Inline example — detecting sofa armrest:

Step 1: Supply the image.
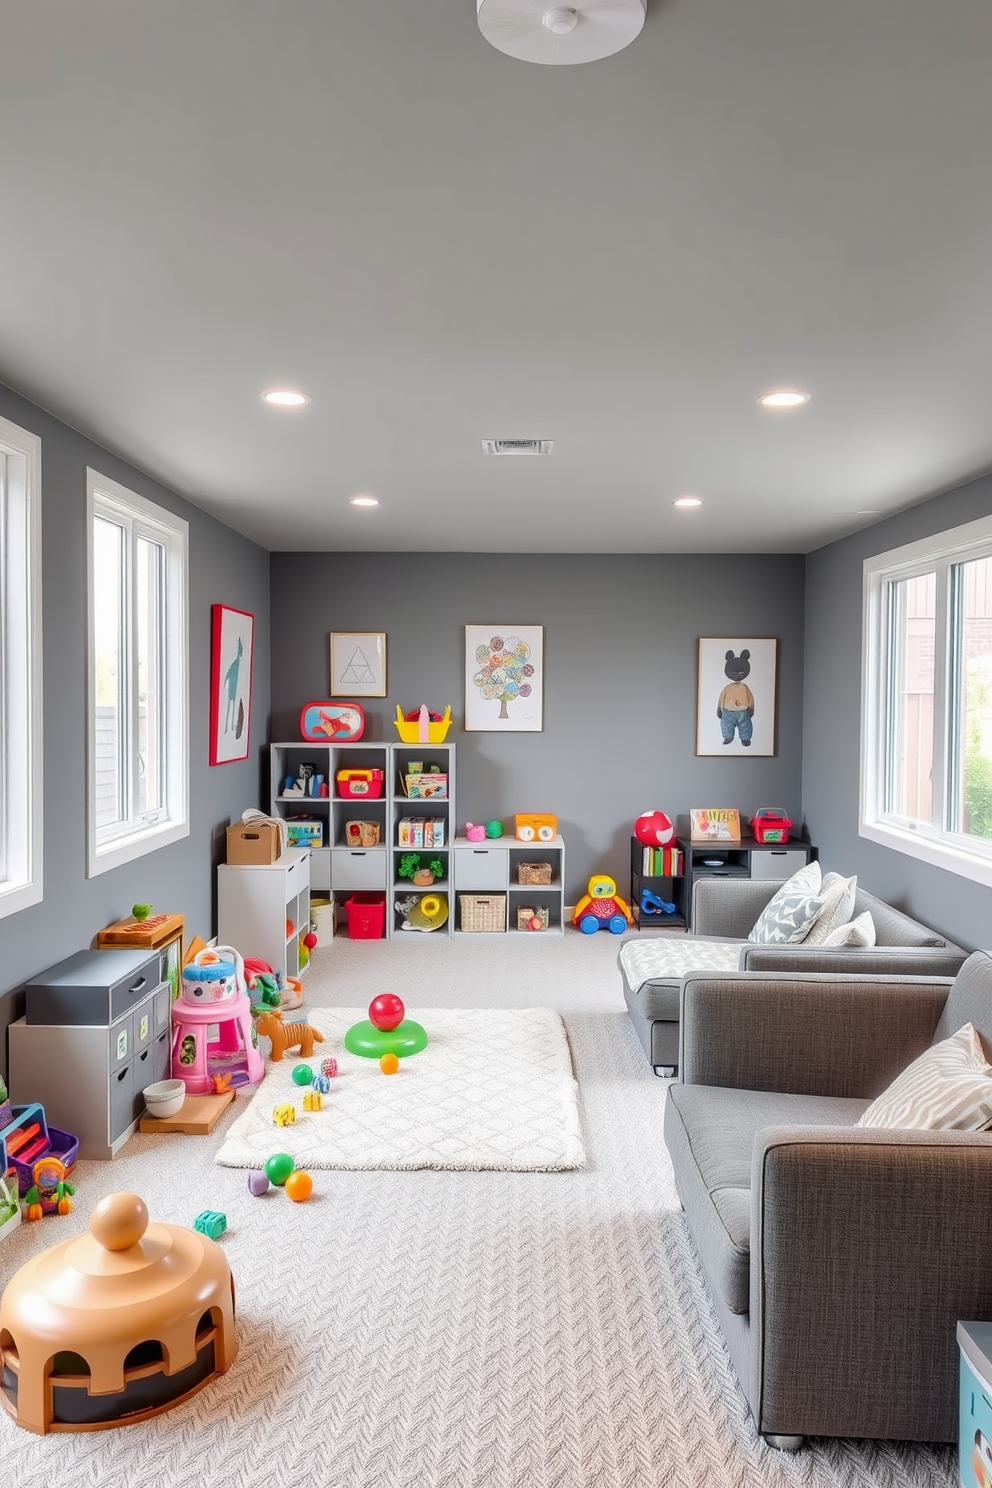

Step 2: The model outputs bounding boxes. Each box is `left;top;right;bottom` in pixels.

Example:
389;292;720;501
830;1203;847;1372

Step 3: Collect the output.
739;944;969;979
750;1126;992;1441
691;878;777;938
678;971;952;1096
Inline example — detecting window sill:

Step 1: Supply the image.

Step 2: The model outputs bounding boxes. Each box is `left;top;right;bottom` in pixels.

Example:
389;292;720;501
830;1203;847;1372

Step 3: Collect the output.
88;818;189;878
0;878;43;920
859;819;992;890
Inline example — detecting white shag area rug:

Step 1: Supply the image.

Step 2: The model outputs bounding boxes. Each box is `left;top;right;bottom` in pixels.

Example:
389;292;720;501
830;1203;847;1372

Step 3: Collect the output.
215;1006;586;1171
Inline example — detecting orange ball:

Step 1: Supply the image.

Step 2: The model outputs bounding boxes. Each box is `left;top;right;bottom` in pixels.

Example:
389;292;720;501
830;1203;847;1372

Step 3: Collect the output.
379;1052;400;1075
284;1169;313;1203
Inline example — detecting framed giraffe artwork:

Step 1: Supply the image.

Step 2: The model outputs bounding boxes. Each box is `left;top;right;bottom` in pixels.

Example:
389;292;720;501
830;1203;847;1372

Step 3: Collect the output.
209;604;255;764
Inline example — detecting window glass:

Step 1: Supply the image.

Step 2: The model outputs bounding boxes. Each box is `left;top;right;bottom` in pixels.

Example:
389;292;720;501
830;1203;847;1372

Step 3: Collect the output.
136;534;165;817
954;555;992;841
888;571;935;824
93;515;125;830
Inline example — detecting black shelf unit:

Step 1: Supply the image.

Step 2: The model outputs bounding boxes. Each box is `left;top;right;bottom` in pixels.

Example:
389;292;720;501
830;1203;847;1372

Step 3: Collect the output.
629;837;687;932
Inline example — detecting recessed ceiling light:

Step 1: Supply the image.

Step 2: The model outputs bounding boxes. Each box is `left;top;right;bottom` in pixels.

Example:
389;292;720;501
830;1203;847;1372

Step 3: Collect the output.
349;495;379;508
856;509;880;515
758;389;810;409
673;496;703;509
261;388;311;407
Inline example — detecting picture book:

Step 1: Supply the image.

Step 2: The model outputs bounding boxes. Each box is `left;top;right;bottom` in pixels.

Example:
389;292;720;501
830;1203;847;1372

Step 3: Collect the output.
689;808;741;841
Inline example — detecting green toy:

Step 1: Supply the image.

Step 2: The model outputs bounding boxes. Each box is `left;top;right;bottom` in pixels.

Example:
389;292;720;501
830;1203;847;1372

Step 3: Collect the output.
265;1152;295;1186
291;1063;314;1087
131;902;152;921
485;820;503;839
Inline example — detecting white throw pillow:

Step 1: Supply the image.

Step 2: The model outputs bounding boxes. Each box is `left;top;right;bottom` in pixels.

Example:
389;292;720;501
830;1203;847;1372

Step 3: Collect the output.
821;910;876;948
856;1023;992;1131
803;872;858;945
747;860;824;945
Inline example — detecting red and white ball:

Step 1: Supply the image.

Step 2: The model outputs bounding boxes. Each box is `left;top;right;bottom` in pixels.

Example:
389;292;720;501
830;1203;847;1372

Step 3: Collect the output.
633;811;674;847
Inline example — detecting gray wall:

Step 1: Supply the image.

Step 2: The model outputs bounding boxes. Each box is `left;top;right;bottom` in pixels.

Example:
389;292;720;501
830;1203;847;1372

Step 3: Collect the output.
270;552;806;902
0;383;271;1076
804;472;992;953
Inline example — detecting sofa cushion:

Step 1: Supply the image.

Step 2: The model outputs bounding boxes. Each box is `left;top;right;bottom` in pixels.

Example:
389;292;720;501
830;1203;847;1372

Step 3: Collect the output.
747;860;824;945
803;872;857;944
665;1083;870;1315
856;1022;992;1132
821;910;876;947
617;938;742;1019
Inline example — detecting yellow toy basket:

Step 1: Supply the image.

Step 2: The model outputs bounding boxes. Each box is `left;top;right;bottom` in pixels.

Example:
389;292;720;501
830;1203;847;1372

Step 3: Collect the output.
393;705;452;743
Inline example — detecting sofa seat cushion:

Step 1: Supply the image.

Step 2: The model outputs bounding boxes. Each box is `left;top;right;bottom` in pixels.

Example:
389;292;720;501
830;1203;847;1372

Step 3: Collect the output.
664;1084;870;1316
618;938;743;1019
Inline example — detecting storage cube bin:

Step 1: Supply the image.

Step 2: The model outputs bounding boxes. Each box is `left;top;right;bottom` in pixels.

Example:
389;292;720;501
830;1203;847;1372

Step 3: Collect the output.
345;894;386;939
516;862;552;885
458;894;506;933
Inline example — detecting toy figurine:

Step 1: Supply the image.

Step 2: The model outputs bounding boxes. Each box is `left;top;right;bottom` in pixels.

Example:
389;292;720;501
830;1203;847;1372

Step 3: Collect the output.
254;1010;325;1061
24;1156;76;1220
573;874;633;935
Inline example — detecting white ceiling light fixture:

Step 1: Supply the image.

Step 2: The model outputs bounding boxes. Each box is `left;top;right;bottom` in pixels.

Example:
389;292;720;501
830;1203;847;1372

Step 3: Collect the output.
758;389;810;409
673;496;702;508
261;388;311;407
349;495;380;507
477;0;646;66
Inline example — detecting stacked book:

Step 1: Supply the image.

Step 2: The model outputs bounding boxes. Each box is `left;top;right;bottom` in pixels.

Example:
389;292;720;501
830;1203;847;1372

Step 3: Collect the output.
641;845;683;877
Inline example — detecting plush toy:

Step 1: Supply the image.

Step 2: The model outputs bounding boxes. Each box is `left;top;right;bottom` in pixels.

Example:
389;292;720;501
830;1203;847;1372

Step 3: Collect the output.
572;875;632;935
717;650;755;747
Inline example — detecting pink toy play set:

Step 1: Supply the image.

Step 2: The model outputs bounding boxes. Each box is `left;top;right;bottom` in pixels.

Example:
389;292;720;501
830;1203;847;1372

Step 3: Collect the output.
171;946;264;1094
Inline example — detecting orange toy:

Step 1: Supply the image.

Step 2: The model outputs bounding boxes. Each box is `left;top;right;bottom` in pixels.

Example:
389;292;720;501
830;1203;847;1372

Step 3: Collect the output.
379;1053;400;1075
0;1192;237;1435
254;1009;325;1061
284;1170;313;1202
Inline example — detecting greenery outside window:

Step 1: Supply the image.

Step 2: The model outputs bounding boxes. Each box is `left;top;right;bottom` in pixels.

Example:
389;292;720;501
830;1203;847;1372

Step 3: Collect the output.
86;470;188;876
861;513;992;886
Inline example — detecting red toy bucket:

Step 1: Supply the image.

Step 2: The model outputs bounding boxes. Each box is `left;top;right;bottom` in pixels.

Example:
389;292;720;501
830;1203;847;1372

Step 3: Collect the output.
751;809;793;845
345;894;386;940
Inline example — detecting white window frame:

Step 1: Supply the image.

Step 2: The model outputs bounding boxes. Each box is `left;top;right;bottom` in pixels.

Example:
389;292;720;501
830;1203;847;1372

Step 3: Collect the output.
86;469;189;876
861;511;992;888
0;416;43;918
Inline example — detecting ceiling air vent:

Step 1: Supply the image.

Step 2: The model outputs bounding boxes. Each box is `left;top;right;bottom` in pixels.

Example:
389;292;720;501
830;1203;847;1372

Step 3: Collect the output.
481;439;554;457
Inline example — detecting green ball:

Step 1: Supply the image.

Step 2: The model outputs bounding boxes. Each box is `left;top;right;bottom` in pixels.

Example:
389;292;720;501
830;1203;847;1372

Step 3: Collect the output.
291;1064;314;1087
484;820;503;838
265;1152;295;1186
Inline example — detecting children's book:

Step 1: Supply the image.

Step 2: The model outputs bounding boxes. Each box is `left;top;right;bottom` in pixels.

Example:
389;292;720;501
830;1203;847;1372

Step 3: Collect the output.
689;808;741;841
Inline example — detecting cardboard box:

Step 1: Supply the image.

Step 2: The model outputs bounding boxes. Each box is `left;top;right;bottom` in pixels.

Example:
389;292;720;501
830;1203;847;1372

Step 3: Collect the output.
226;821;282;864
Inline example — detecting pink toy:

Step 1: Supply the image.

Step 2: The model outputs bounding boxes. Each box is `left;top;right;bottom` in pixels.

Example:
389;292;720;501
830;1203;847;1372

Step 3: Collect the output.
464;823;486;842
171;946;264;1095
321;1057;339;1079
634;811;675;848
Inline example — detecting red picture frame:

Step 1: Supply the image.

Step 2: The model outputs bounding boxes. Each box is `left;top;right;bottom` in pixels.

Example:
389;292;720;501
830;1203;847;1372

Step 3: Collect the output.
209;605;254;765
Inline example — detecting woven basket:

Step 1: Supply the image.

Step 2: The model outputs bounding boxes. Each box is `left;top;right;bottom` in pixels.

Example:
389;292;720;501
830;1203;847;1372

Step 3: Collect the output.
517;905;549;931
458;894;506;933
516;861;552;885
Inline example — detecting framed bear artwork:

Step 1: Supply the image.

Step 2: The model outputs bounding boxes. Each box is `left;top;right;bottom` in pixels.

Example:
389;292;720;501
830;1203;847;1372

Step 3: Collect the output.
695;637;777;756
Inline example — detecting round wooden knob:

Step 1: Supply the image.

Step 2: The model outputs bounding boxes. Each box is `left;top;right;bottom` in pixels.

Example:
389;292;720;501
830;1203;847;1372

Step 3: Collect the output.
89;1192;149;1251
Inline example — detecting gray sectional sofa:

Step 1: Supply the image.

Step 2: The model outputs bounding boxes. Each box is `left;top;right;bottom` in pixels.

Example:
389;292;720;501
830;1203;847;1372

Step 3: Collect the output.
663;949;992;1447
621;877;967;1074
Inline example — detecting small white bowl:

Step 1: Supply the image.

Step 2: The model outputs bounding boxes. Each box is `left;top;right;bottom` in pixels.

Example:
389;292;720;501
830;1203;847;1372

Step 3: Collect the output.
143;1079;186;1120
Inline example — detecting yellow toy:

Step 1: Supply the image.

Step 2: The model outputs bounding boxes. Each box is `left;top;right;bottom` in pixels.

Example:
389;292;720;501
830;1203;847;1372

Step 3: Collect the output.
302;1090;323;1112
272;1102;296;1127
573;874;632;935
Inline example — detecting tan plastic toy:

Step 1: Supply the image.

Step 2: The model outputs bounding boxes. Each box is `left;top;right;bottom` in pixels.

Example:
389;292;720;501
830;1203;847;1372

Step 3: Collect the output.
0;1191;237;1434
254;1008;325;1061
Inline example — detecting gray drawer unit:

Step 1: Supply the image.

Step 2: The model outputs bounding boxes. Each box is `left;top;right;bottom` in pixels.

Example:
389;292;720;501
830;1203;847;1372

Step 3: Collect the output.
25;947;160;1026
748;847;811;881
455;846;509;889
8;974;167;1159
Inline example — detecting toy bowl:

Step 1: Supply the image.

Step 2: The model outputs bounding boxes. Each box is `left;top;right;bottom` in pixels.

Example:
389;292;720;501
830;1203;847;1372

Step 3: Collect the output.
393;705;452;743
142;1079;187;1120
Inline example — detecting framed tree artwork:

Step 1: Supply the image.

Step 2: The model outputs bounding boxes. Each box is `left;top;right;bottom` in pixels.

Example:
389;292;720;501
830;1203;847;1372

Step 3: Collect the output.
696;637;777;756
465;625;544;731
209;605;254;765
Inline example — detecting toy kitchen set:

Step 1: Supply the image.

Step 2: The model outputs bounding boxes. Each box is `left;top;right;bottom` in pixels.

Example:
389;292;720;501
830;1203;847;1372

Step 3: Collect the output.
8;948;170;1160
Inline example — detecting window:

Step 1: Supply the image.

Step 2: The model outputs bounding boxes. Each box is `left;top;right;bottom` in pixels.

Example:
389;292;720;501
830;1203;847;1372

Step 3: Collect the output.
87;470;188;875
0;416;42;918
861;513;992;887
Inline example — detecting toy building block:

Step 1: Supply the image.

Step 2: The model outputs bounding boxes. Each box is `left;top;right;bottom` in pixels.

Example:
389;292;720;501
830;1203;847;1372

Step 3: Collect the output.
192;1210;227;1240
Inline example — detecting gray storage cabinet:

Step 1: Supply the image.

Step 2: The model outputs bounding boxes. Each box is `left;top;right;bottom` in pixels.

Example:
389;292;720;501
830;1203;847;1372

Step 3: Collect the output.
9;948;169;1159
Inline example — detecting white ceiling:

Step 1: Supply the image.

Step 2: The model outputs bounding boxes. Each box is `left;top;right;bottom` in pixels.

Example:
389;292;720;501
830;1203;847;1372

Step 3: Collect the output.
1;0;991;553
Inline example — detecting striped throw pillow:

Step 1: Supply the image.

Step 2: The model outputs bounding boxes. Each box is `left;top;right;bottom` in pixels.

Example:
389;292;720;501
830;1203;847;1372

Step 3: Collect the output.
856;1023;992;1131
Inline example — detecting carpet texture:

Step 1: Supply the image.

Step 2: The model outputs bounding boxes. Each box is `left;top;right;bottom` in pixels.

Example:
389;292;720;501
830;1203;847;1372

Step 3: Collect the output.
0;932;956;1488
215;1005;585;1171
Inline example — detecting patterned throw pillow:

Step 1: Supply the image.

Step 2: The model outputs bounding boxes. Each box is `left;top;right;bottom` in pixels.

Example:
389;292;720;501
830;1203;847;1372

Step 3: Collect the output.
747;860;824;945
856;1023;992;1131
821;910;876;948
803;872;858;945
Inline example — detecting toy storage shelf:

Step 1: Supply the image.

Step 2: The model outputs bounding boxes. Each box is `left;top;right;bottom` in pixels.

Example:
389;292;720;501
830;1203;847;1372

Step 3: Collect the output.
629;836;687;932
389;742;455;939
675;817;814;929
217;848;311;977
452;836;565;936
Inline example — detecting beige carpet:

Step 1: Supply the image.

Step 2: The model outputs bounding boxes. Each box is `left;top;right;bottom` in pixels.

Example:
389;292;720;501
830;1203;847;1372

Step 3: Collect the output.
0;931;956;1488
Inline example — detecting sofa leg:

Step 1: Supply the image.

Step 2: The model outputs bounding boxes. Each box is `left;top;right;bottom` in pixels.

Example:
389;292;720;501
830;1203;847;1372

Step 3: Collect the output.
653;1065;676;1078
763;1434;806;1452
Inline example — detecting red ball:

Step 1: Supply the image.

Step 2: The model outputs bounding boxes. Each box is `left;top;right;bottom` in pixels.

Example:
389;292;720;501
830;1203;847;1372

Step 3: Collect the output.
634;811;675;847
368;993;405;1031
303;932;318;949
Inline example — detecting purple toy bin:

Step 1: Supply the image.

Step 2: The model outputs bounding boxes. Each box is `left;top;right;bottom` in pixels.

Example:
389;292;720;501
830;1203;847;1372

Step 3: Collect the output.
0;1104;80;1196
